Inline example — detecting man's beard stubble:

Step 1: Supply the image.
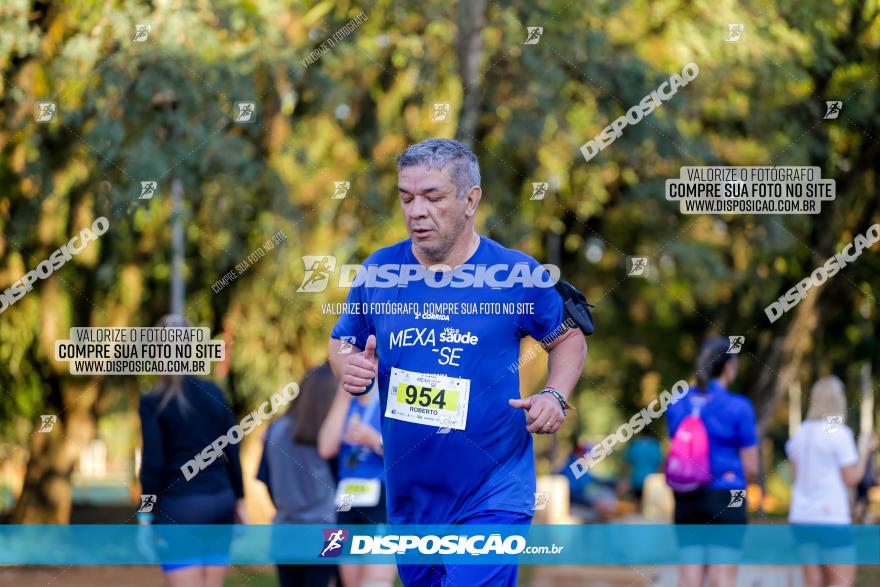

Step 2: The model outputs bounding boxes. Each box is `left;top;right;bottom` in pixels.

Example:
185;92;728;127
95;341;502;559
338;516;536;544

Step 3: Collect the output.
413;214;468;265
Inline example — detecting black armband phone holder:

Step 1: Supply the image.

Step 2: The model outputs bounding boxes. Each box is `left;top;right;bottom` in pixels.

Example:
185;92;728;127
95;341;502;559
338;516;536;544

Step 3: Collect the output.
554;278;595;336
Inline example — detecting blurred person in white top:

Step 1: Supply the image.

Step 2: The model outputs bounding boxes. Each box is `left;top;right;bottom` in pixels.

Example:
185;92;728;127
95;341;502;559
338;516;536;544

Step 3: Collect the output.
786;375;877;587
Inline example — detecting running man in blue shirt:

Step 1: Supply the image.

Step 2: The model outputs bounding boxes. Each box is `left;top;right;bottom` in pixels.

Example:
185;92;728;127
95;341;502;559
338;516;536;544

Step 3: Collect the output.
327;138;588;586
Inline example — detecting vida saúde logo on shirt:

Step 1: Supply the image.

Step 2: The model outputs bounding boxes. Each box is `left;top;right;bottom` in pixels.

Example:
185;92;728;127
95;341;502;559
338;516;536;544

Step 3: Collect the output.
319;528;349;558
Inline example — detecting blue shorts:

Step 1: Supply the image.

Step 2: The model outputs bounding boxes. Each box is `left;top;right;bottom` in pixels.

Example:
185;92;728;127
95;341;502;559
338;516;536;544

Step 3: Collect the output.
396;510;532;587
791;524;855;562
155;489;236;572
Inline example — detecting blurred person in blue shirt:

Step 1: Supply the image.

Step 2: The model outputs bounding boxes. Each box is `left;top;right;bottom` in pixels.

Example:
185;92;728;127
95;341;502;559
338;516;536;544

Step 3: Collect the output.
621;433;663;503
561;443;617;522
319;382;396;587
665;336;759;587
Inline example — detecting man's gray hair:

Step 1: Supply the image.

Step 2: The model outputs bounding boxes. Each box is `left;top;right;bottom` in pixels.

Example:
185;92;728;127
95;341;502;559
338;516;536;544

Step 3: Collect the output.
397;138;481;199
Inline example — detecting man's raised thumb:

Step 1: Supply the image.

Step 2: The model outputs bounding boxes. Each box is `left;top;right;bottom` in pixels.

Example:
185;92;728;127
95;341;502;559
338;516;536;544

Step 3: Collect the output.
363;334;377;361
508;397;531;409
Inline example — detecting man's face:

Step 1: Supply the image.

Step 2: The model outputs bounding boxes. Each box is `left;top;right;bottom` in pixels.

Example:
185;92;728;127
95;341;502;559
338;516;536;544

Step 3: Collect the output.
398;164;475;263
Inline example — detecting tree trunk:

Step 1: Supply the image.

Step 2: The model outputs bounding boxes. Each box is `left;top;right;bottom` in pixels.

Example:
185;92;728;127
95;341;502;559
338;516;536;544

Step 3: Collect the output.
455;0;488;146
10;377;99;523
753;291;820;435
749;0;877;433
11;260;105;523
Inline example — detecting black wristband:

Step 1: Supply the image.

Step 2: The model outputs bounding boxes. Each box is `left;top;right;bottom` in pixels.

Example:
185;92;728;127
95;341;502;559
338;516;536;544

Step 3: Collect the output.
348;378;374;396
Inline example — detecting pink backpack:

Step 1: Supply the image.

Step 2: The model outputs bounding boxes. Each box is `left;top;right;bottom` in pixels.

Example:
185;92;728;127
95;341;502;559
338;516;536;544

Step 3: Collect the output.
665;408;711;492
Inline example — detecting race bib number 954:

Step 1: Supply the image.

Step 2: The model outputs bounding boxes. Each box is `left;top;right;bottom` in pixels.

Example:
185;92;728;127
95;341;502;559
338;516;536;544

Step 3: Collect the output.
396;383;458;411
386;367;469;430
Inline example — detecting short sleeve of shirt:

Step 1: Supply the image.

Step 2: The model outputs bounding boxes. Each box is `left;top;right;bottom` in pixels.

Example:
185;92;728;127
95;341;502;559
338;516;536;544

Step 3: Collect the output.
256;434;270;486
785;434;799;461
516;260;564;342
330;283;372;350
666;414;676;438
834;426;859;467
665;390;690;438
734;398;759;448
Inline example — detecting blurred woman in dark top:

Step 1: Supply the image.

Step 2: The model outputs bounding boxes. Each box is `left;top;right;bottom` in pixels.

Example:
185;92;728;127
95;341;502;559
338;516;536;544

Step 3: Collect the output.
257;361;339;587
138;314;245;587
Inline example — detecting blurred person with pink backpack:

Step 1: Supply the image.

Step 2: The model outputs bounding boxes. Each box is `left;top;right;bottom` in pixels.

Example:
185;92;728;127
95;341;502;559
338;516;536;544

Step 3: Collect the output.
665;336;759;587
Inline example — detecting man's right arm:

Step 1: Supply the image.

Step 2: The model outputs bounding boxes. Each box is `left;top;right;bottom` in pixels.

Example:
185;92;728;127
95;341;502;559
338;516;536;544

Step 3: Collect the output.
327;338;358;380
328;280;373;385
328;334;378;395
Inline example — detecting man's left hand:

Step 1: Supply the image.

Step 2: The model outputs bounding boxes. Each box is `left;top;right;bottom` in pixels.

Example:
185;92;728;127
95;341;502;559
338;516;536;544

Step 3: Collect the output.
509;393;565;434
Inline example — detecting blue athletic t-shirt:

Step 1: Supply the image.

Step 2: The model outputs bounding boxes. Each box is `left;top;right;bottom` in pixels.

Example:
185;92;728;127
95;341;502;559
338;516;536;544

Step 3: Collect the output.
665;380;758;489
330;235;565;524
625;437;662;490
339;393;385;482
